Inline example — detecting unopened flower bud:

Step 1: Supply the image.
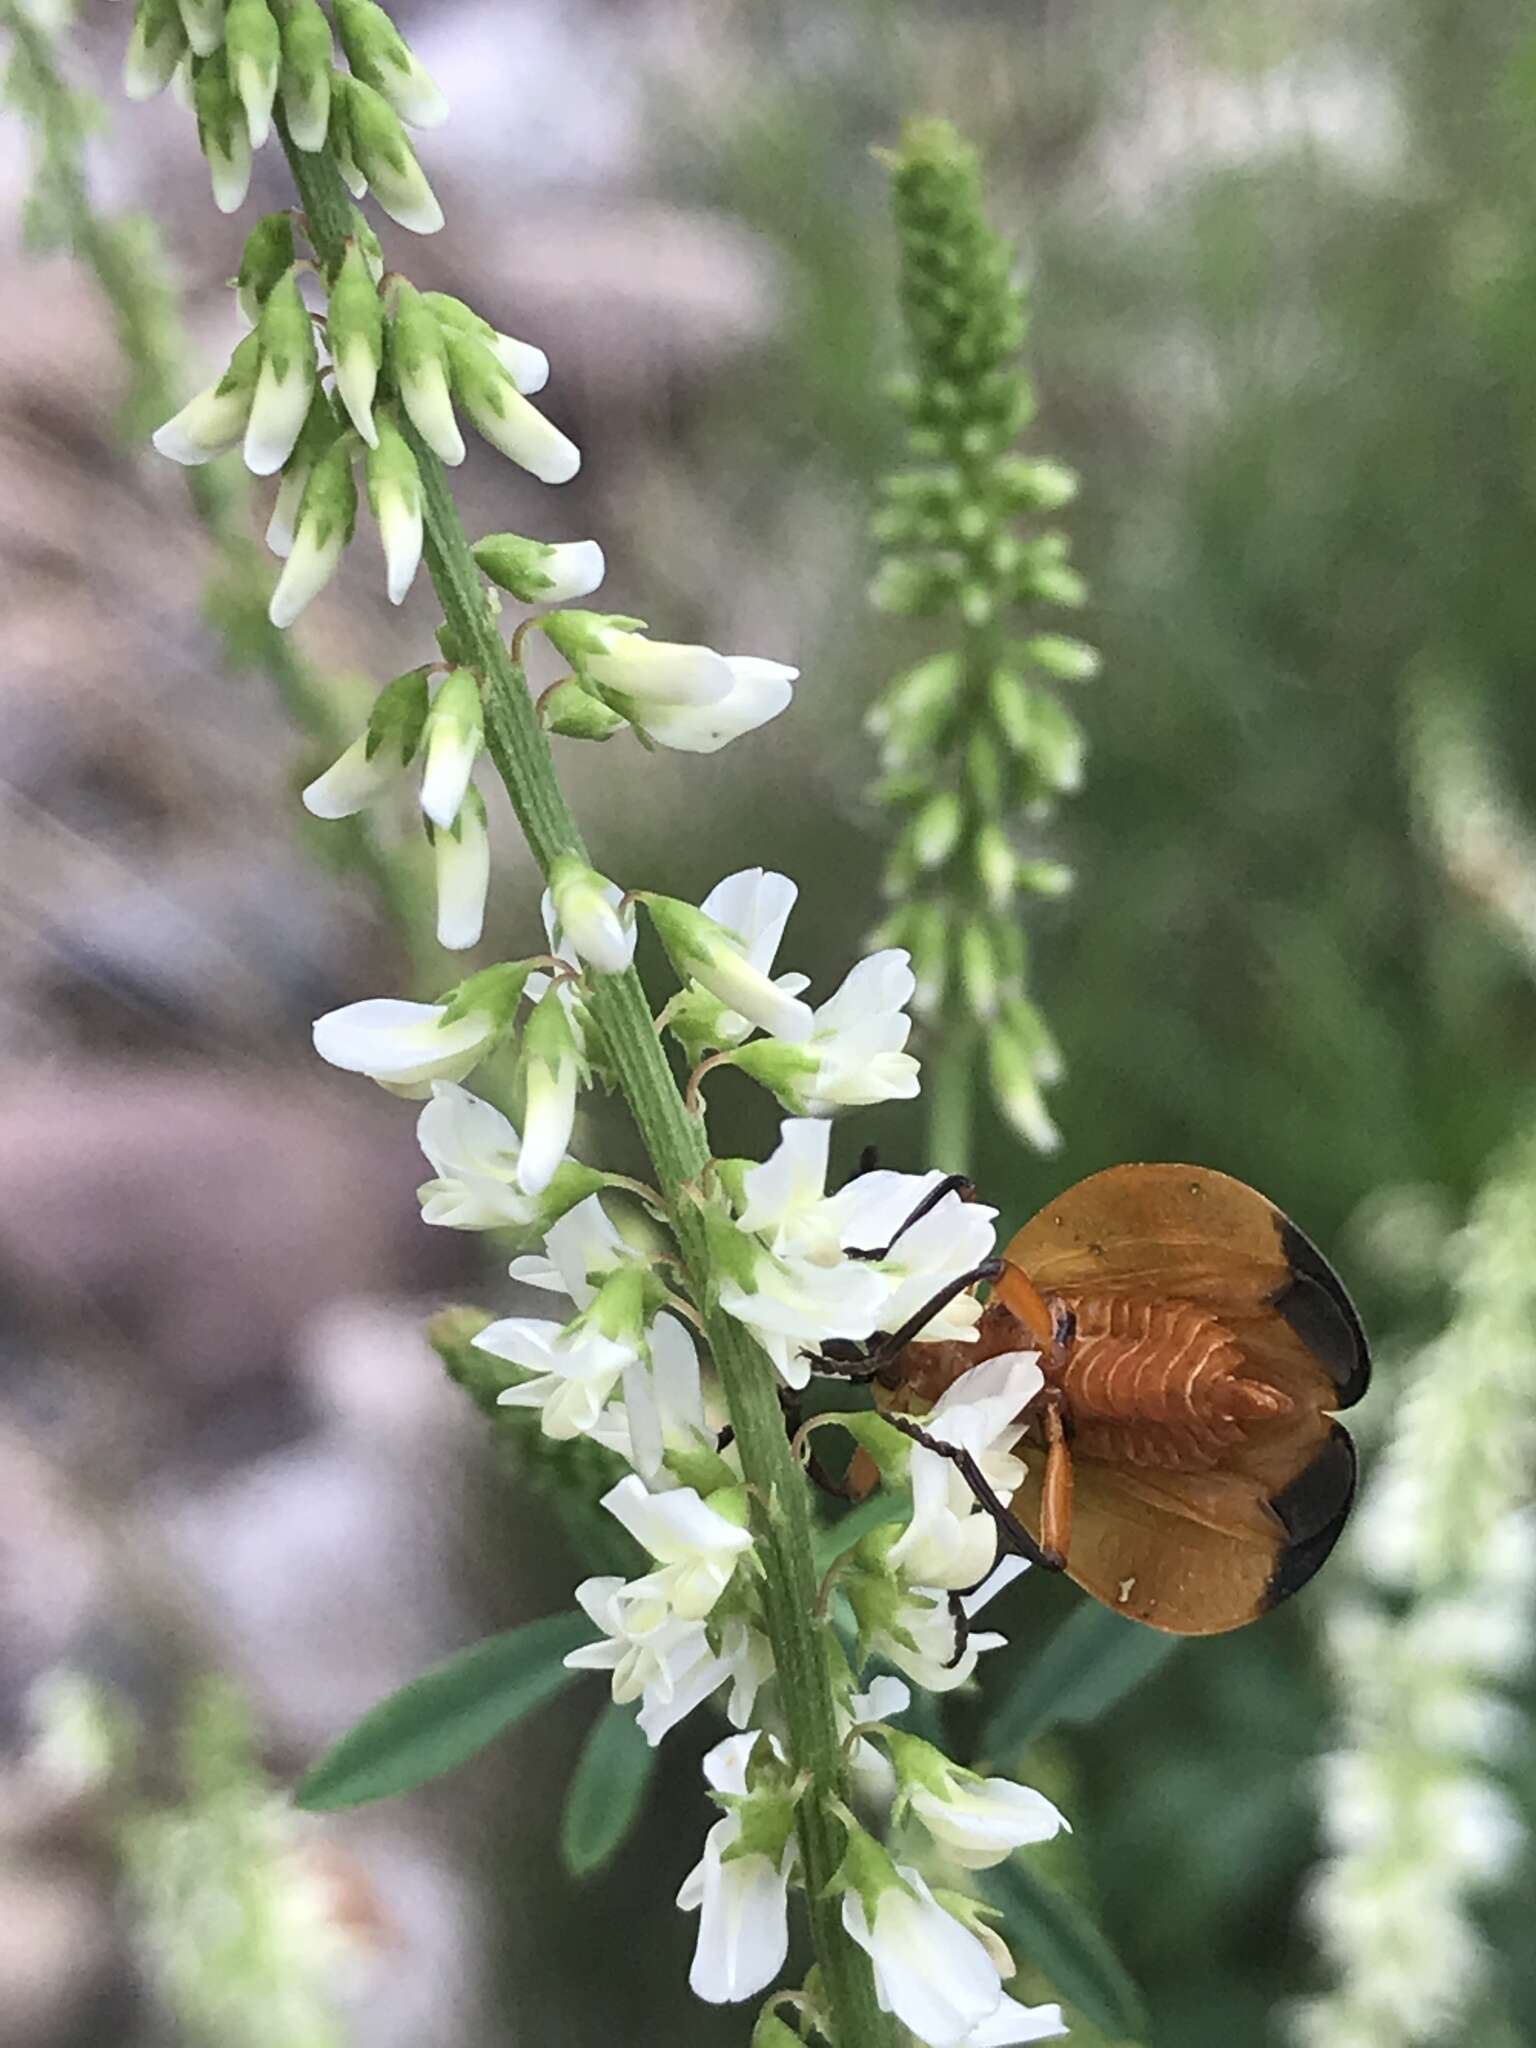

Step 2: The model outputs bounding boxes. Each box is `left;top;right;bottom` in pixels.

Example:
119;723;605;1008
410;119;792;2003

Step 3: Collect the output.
473;533;605;606
988;1024;1061;1152
423;293;549;393
1023;632;1100;682
1025;693;1086;793
909;788;962;871
302;665;431;818
419;667;483;829
345;76;443;234
268;436;357;628
365;414;423;604
518;986;584;1195
432;788;491;952
974;822;1016;907
266;387;340;555
244;267;317;476
224;0;280;147
124;0;186;101
234;211;295;328
445;331;579;484
388;279;463;464
277;0;333;152
328;240;385;444
959;918;999;1019
549;855;635;976
333;0;447;128
175;0;224;59
327;74;368;195
152;329;260;465
193;50;252;214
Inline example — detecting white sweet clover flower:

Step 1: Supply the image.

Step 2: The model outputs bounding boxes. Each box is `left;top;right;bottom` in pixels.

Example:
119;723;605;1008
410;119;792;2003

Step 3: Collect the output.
301;665;430;820
716;1119;998;1387
662;868;810;1058
539;610;796;755
677;1732;798;2004
887;1352;1042;1590
882;1730;1068;1871
856;1556;1029;1697
644;892;815;1044
598;1473;755;1623
432;787;491;951
836;1835;1065;2047
478;1198;660;1439
564;1579;769;1747
589;1313;721;1489
311;962;527;1099
841;1675;913;1814
548;854;637;975
731;948;923;1114
517;984;586;1195
415;1081;604;1231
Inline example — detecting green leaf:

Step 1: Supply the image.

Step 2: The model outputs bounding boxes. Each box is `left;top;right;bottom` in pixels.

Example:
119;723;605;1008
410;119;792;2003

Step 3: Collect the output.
560;1701;658;1878
296;1611;591;1810
986;1856;1148;2040
980;1600;1181;1761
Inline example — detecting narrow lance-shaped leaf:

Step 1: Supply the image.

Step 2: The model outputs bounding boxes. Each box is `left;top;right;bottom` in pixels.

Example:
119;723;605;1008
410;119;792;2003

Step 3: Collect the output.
980;1598;1182;1762
296;1610;591;1810
984;1855;1149;2041
560;1700;659;1878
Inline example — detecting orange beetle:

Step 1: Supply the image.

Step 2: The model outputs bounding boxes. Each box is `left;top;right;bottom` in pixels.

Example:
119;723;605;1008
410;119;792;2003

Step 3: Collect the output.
860;1163;1369;1637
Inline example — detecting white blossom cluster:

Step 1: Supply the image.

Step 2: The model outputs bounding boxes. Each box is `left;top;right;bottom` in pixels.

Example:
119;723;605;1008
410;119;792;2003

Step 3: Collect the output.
140;18;1071;2032
311;901;1069;2039
1296;1143;1536;2048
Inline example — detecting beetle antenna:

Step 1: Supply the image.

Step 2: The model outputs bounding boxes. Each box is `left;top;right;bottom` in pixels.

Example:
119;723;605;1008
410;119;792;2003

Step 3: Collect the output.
845;1173;976;1261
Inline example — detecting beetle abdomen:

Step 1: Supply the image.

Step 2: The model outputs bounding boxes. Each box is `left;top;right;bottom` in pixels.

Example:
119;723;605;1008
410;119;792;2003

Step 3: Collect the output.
1056;1293;1293;1435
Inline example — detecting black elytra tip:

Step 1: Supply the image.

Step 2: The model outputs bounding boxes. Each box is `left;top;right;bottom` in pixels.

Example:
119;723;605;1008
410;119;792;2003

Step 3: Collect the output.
1271;1217;1371;1409
1263;1423;1358;1610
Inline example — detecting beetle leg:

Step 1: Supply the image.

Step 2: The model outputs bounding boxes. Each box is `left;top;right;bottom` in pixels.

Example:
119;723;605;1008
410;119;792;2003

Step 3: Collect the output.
883;1412;1062;1574
844;1175;976;1261
945;1590;969;1669
1039;1389;1073;1570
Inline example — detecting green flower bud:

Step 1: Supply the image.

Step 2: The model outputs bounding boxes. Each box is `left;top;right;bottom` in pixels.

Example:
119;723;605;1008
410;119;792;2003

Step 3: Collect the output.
193;50;252;214
473;532;606;606
1025;693;1085;793
365;413;423;604
234;211;295;327
419;667;484;829
328;240;385;443
995;453;1079;510
245;266;317;476
959;917;1000;1019
445;331;579;483
1023;632;1100;682
539;609;649;663
224;0;280;147
276;0;333;151
387;278;464;464
124;0;187;102
909;788;962;871
175;0;224;59
327;72;367;195
537;679;627;742
1017;858;1073;900
344;76;443;234
151;328;260;466
988;1023;1061;1152
350;208;385;281
268;435;356;628
332;0;448;128
975;822;1016;907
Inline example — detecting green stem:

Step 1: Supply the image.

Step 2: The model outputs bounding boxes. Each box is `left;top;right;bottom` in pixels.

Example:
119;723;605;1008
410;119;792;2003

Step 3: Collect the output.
283;135;896;2047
